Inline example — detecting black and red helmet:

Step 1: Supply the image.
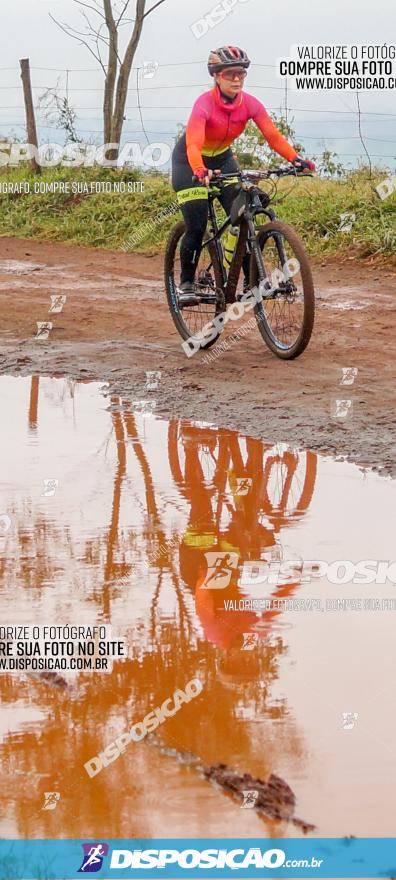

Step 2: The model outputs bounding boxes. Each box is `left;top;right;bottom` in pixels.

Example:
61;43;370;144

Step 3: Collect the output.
208;46;251;76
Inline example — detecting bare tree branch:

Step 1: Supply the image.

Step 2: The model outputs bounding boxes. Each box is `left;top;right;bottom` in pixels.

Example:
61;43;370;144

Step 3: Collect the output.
79;9;113;49
86;0;105;11
55;19;109;50
49;13;105;71
95;30;105;71
116;0;130;25
143;0;166;18
71;0;106;19
80;9;104;38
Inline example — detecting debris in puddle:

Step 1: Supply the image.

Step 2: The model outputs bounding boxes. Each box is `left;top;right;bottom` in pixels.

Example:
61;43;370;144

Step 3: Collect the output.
30;671;69;690
146;735;315;831
203;763;315;831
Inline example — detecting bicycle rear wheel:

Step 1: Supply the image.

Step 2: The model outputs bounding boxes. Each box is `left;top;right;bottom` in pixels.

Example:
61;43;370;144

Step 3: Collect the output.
164;220;225;351
250;221;314;359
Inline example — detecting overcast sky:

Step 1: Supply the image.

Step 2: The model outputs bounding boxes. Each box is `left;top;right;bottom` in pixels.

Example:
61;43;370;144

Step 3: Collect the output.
2;0;396;168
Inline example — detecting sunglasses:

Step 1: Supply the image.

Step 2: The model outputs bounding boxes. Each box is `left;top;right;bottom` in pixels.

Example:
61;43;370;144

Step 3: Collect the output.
219;68;247;82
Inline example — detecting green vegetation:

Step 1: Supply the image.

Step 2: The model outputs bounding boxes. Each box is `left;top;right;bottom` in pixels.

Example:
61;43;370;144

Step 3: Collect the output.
234;116;304;169
0;161;395;259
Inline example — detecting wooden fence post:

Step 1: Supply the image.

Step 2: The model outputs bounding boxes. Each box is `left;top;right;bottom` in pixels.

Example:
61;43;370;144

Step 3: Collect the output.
19;58;41;174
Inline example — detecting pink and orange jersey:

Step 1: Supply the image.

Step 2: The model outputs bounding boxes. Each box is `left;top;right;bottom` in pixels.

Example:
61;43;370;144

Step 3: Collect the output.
186;86;298;175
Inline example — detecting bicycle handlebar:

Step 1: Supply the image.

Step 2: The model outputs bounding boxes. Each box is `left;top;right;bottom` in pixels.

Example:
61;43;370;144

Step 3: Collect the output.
192;166;313;186
245;167;314;180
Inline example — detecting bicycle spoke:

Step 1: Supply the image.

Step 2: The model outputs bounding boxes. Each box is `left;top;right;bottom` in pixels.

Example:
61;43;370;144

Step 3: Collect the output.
259;235;305;350
173;243;221;337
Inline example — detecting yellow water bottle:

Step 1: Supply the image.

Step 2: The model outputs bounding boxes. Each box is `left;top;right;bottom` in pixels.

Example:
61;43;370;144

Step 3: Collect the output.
223;226;239;271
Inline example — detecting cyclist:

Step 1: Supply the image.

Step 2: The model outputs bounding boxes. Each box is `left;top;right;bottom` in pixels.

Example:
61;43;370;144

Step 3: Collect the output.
172;46;315;305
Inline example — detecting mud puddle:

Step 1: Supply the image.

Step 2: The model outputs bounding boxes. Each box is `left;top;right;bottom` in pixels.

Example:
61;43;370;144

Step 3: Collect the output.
317;285;396;311
0;259;45;275
0;255;163;298
1;375;396;840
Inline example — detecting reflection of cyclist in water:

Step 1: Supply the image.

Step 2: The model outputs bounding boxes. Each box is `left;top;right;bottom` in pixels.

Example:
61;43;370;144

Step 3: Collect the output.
178;426;278;594
173;424;317;652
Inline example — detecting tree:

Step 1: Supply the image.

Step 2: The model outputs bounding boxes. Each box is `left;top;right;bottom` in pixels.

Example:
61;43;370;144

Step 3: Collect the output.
50;0;167;155
234;115;304;169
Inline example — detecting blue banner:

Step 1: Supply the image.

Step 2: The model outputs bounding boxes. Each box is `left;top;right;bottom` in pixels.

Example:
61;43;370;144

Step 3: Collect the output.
0;838;396;879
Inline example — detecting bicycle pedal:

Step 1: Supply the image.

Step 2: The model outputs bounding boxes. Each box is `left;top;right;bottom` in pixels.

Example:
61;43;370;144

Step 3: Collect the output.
198;292;218;305
177;292;201;307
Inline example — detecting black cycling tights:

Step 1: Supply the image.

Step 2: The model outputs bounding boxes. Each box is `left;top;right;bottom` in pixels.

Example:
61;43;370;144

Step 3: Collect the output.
172;138;250;284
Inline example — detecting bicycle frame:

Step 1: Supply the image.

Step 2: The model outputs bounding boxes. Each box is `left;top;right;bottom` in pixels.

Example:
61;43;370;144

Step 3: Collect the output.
203;185;276;304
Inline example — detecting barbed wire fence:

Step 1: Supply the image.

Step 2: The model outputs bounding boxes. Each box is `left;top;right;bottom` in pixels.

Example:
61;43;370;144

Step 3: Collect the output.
1;60;396;169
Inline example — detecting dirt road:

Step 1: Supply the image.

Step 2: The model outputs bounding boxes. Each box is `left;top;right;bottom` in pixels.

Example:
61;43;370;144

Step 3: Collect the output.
1;236;395;475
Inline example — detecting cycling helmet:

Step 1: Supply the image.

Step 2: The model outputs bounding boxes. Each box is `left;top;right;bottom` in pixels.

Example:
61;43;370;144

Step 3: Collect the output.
208;46;251;76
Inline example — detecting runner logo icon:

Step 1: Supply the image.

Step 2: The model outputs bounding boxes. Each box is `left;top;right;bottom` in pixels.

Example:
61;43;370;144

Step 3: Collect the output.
235;477;252;496
201;551;239;589
241;789;259;808
78;843;109;873
41;791;60;811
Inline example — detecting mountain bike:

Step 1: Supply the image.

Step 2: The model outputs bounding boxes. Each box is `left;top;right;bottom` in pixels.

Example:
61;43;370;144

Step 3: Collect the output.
164;167;315;360
167;420;317;532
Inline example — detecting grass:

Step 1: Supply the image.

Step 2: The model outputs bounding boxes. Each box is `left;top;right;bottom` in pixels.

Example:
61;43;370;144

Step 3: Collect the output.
0;163;395;261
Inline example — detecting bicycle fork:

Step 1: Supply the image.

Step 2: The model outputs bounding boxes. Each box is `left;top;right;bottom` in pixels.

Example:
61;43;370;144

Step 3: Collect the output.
247;217;266;284
247;216;292;299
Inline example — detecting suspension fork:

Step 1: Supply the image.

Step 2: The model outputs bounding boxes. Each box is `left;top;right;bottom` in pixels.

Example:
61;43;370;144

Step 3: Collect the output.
246;215;266;283
273;232;288;270
247;212;290;288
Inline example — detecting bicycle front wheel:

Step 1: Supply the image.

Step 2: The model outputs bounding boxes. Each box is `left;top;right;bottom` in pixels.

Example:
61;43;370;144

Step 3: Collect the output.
249;221;315;359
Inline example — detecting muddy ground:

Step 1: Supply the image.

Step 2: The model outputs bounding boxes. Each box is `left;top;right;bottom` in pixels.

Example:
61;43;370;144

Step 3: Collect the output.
0;236;395;475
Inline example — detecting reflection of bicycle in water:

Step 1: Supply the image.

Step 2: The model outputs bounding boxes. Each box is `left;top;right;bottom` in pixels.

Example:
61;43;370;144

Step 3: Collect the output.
168;420;317;539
